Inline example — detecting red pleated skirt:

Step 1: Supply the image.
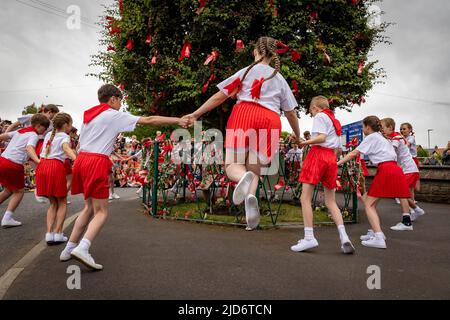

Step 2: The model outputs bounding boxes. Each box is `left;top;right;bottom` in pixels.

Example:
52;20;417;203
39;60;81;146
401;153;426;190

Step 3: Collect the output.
368;161;411;198
36;159;67;198
225;101;281;163
405;172;420;189
0;156;24;191
71;152;112;199
299;146;338;189
64;158;72;175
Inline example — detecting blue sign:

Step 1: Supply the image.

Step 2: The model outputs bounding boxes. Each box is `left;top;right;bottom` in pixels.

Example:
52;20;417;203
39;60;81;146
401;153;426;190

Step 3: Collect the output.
341;120;363;150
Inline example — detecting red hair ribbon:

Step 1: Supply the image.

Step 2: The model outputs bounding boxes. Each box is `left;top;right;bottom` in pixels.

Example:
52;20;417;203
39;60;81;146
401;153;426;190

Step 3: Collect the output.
178;41;191;62
196;0;208;14
251;77;265;99
204;50;219;65
223;77;242;95
236;39;245;51
125;39;133;51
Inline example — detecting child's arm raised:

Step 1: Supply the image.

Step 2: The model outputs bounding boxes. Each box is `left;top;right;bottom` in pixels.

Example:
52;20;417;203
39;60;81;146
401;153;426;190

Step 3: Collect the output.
62;142;77;161
183;91;228;122
337;149;360;166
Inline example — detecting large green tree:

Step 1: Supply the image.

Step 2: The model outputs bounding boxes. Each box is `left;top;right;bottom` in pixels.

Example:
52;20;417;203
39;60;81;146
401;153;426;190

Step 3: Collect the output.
89;0;390;132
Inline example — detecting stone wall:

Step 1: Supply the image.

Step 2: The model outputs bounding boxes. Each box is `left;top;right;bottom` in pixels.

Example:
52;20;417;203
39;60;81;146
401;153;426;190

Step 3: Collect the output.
365;165;450;204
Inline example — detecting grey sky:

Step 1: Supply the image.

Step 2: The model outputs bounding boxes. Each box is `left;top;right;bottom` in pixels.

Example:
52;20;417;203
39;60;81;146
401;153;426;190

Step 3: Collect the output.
0;0;449;148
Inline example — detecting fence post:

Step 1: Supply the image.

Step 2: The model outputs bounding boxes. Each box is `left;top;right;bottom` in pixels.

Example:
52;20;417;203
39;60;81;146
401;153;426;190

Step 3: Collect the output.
151;141;160;217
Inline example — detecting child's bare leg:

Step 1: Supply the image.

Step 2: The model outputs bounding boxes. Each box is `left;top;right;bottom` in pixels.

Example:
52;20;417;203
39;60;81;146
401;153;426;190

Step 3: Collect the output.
0;188;12;205
68;199;94;244
6;190;24;213
300;184;315;228
363;195;382;233
47;197;58;233
324;187;344;226
225;151;247;183
83;198;109;242
54;197;67;234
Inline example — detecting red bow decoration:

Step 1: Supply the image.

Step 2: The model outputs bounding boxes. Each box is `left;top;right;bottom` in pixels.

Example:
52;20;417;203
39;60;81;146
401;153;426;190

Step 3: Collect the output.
151;49;158;65
18;126;39;134
196;0;208;14
357;61;365;75
291;49;301;62
156;133;166;142
145;33;152;44
109;26;121;36
223;77;242;95
346;136;359;148
320;108;342;136
204;50;219;65
178;41;191;62
236;39;245;51
291;80;298;94
202;73;217;93
251;77;265;99
276;41;290;54
125;39;133;51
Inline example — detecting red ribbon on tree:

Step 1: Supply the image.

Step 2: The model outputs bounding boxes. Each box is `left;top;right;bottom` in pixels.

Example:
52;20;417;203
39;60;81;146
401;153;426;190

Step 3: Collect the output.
204;50;219;65
107;45;116;52
223;77;242;95
202;73;217;93
118;0;123;12
276;41;290;54
236;39;245;51
269;0;278;17
178;41;192;61
291;49;301;62
251;77;265;99
109;26;121;36
357;61;365;76
125;39;133;51
291;80;298;94
196;0;208;14
145;33;152;44
151;49;158;65
351;0;360;5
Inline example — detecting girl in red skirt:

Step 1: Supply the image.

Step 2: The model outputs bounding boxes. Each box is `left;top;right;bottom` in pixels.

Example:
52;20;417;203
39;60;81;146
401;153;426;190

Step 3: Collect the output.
292;96;355;254
0;114;50;227
36;113;77;244
381;118;425;230
338;116;411;249
183;36;301;230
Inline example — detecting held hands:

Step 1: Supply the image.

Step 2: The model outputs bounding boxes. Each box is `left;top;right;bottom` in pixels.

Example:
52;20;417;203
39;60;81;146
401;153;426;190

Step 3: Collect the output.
179;114;197;128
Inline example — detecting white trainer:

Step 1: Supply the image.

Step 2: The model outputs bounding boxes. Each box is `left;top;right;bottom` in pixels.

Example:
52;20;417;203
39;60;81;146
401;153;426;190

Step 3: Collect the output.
411;207;425;221
60;248;73;262
390;222;413;231
54;233;68;243
361;237;387;249
245;195;260;230
109;193;114;200
1;217;22;228
395;198;401;204
45;232;55;244
290;238;319;252
71;247;103;270
233;171;255;205
341;238;355;254
360;229;386;241
112;193;120;199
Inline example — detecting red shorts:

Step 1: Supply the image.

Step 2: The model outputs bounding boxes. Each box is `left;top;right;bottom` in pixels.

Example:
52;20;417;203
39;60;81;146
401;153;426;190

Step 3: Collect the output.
412;157;420;170
368;161;411;198
404;172;420;189
299;146;338;189
71;152;112;199
35;159;67;198
225;101;281;163
0;156;24;191
64;158;72;175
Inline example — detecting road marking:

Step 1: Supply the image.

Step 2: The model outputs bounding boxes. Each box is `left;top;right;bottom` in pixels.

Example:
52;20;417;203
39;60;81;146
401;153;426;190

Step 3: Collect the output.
0;213;79;299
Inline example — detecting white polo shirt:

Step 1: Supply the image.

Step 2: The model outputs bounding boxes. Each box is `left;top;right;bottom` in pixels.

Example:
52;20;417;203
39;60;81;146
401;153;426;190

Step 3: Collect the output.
78;109;140;156
1;130;39;165
357;132;397;165
40;132;71;162
405;135;417;157
217;64;298;114
311;113;342;149
390;137;419;174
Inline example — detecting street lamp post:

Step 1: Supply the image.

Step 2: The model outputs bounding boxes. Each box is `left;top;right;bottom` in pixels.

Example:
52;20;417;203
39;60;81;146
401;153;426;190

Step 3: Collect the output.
427;129;433;150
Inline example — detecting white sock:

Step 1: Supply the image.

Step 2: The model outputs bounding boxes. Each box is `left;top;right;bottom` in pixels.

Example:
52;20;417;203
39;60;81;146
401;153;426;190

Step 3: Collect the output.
374;232;385;240
3;211;13;220
304;227;315;241
337;225;349;242
65;241;78;251
78;238;91;252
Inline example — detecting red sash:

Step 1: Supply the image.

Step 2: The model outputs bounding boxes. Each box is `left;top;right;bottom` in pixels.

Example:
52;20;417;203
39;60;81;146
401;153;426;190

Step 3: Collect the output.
320;108;342;136
83;103;112;124
388;131;407;144
18;126;38;134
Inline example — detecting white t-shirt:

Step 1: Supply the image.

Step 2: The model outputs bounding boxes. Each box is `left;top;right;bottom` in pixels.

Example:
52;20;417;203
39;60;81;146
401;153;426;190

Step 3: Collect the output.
18;114;53;139
217;64;298;114
357;132;397;165
1;131;39;165
40;132;71;162
405;135;417;157
79;109;140;156
311;113;342;149
285;148;302;162
390;137;419;174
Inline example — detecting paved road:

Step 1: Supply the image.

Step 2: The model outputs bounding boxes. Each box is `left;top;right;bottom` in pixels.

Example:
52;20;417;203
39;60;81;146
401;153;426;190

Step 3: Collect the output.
1;189;449;299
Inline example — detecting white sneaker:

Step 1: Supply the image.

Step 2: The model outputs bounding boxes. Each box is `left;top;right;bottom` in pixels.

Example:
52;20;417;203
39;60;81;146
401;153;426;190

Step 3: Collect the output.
136;186;142;194
411;207;425;221
54;233;68;243
60;247;73;262
45;232;55;244
290;238;319;252
1;217;22;228
390;222;413;231
109;193;114;200
341;237;355;254
34;189;48;204
71;247;103;270
245;195;260;230
112;193;120;199
395;198;400;204
233;171;255;205
361;236;387;249
360;229;386;241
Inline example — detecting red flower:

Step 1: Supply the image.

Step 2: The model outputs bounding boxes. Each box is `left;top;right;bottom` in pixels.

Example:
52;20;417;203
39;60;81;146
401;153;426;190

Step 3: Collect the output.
125;39;133;51
291;50;301;62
